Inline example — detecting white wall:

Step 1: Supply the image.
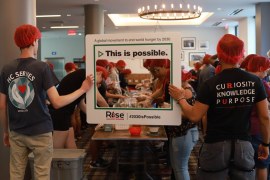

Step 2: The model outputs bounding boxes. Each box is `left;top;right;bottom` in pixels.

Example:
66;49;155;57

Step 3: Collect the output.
106;26;226;69
239;17;256;55
41;27;226;72
41;35;85;63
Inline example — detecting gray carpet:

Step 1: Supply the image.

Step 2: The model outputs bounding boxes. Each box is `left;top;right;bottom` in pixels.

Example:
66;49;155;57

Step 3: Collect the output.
76;127;203;180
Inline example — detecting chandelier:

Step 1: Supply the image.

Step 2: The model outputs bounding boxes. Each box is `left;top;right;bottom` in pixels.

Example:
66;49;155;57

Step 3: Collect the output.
138;3;202;20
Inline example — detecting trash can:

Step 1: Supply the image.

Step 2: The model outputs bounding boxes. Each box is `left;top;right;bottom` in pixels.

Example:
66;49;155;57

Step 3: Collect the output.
29;149;86;180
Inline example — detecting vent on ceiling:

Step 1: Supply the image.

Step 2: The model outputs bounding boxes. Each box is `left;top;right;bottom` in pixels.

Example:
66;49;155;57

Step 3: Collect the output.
49;20;64;24
212;22;222;26
229;9;243;16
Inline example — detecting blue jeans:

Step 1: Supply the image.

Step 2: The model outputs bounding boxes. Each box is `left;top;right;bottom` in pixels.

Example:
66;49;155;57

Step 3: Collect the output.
251;135;270;169
169;127;199;180
197;140;255;180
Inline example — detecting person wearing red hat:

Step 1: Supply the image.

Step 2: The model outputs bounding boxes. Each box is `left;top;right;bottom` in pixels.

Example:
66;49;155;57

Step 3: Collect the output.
189;61;202;92
64;62;78;74
137;59;170;107
116;59;126;69
239;54;257;70
97;61;125;107
87;66;112;169
196;54;215;136
119;68;132;93
96;59;109;68
245;55;270;180
106;61;122;102
82;55;86;61
165;70;198;180
50;69;91;149
197;54;215;92
209;54;220;68
63;62;80;141
169;34;270;180
0;24;94;180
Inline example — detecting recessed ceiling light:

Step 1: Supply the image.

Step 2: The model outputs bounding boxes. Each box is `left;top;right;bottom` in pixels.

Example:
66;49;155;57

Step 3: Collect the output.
50;26;79;29
78;33;82;36
217;8;222;11
67;14;71;17
36;15;61;18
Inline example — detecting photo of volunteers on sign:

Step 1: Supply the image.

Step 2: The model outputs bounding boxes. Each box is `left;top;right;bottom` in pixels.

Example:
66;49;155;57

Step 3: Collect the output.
86;33;182;125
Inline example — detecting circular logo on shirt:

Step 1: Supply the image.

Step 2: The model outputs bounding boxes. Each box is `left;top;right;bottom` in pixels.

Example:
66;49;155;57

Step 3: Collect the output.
8;77;35;109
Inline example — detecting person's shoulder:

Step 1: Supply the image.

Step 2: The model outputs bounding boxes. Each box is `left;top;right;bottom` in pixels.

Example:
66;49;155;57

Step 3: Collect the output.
1;59;20;72
225;68;261;82
69;68;85;77
62;69;85;82
238;69;259;79
29;59;48;67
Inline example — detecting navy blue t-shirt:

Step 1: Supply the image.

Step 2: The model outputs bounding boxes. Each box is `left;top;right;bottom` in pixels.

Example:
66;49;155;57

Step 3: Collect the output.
197;68;267;143
0;58;55;135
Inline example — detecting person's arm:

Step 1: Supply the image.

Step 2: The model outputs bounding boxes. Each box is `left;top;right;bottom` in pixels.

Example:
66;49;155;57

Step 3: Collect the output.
180;87;193;118
150;86;164;100
256;99;270;160
136;85;164;108
47;74;94;109
78;98;86;113
169;84;208;122
0;93;10;147
105;91;125;99
96;89;109;107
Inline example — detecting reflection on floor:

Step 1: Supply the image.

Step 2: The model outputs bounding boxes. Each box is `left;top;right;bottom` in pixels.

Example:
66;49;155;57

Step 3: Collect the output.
76;127;203;180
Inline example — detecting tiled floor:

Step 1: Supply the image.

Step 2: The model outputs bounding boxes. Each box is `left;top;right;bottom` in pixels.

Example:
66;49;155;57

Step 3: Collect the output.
76;127;203;180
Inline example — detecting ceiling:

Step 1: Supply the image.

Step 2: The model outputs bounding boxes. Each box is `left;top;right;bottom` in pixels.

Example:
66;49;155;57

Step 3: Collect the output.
36;0;270;36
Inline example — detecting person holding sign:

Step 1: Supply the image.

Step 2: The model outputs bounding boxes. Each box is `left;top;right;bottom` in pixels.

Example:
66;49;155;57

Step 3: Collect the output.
50;69;99;149
0;24;94;180
166;70;198;180
169;34;270;180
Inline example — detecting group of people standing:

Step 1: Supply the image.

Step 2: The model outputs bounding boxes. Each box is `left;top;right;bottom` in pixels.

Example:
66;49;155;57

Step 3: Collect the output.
1;23;270;180
170;34;270;179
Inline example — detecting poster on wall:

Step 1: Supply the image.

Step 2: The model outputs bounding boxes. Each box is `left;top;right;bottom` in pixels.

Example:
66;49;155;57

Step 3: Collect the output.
86;33;182;125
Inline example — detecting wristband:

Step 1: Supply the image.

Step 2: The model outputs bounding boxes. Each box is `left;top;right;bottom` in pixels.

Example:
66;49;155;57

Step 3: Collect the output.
261;142;270;147
177;97;186;104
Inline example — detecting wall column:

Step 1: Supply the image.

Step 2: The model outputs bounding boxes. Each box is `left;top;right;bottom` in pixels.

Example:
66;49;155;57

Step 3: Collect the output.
0;0;36;179
84;4;104;35
239;17;256;55
256;3;270;56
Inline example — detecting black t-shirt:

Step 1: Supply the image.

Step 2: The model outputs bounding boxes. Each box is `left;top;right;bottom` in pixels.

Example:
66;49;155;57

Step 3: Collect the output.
197;68;267;143
49;69;85;130
0;58;55;135
119;73;128;89
98;80;107;100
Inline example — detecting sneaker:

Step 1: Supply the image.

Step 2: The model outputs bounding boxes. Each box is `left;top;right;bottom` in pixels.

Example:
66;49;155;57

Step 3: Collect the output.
90;158;110;169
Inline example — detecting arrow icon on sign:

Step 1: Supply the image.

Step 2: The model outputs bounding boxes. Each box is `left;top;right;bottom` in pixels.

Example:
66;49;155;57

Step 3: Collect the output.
98;51;104;57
